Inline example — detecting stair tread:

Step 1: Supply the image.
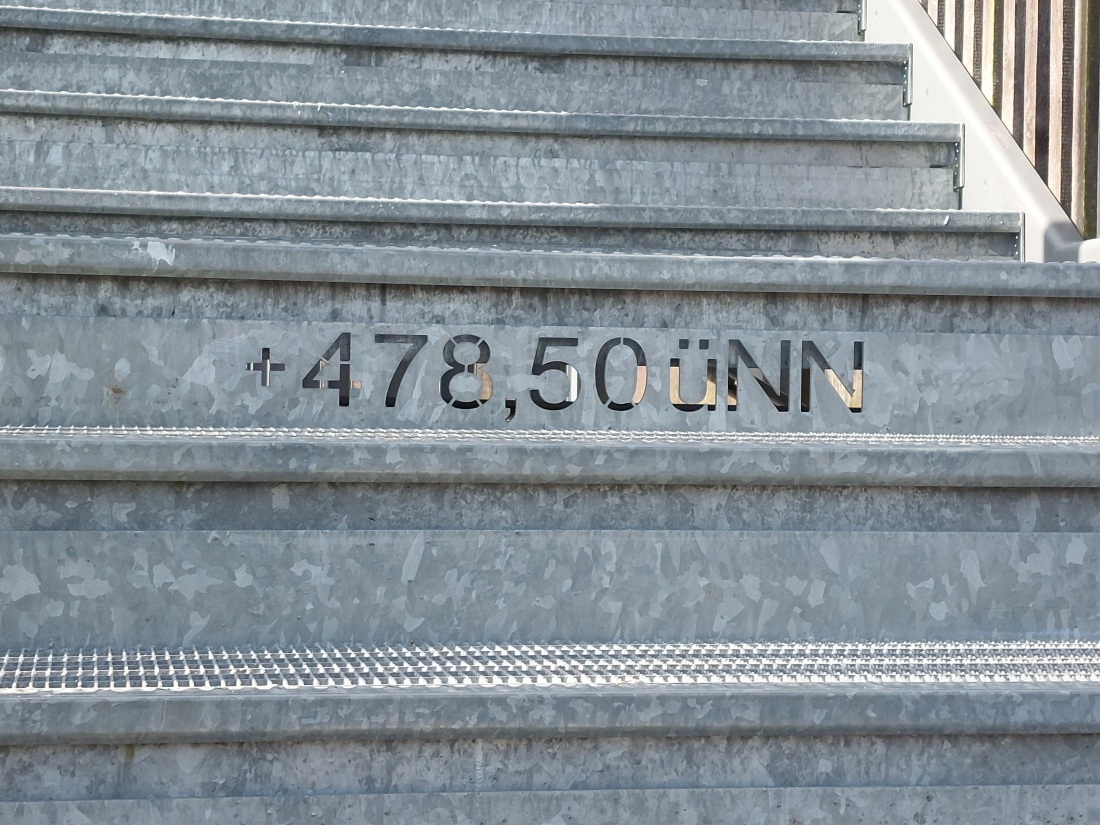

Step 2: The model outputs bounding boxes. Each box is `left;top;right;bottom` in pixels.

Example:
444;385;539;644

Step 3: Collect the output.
0;188;1017;227
2;123;960;212
0;1;861;41
0;6;895;56
0;232;1064;293
0;40;906;120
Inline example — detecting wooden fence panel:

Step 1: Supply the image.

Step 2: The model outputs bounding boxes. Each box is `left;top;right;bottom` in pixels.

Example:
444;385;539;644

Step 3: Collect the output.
918;0;1099;237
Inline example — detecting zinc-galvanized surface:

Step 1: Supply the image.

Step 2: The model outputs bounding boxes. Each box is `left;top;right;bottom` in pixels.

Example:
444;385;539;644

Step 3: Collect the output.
0;0;862;41
0;33;908;120
0;116;961;210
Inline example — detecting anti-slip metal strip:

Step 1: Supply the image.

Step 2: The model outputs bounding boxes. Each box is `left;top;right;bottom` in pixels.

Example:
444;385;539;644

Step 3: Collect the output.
3;641;1099;693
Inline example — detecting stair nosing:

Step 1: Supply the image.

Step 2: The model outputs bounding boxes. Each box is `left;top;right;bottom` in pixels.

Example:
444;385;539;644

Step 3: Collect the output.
0;232;1083;295
0;426;1095;487
0;187;1021;230
0;231;1082;294
0;89;956;141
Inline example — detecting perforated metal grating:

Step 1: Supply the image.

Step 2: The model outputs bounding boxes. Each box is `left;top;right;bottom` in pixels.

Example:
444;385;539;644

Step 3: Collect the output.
2;641;1100;693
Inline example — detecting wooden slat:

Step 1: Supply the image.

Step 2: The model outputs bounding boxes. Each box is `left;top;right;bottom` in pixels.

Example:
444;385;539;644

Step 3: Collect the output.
963;0;979;76
991;0;1006;113
1022;1;1040;165
1004;0;1022;136
1049;0;1070;205
955;0;969;61
985;0;1003;101
1086;0;1100;236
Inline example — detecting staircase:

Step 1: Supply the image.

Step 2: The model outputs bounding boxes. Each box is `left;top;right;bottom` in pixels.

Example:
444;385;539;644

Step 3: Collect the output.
1;0;1099;821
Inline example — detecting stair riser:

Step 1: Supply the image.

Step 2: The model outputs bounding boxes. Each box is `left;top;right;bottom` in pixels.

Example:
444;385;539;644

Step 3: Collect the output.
0;213;1019;260
2;528;1095;649
4;482;1094;535
5;784;1100;824
0;121;960;211
0;42;907;120
2;282;1095;436
0;735;1096;803
0;0;861;40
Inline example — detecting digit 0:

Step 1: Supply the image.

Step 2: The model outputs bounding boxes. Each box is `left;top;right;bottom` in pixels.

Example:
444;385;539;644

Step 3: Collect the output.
595;337;647;411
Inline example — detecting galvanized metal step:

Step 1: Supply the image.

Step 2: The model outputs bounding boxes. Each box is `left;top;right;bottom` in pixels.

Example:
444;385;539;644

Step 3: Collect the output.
0;33;910;120
0;0;863;41
0;202;1020;260
3;529;1097;649
0;115;960;211
0;232;1049;289
6;261;1091;441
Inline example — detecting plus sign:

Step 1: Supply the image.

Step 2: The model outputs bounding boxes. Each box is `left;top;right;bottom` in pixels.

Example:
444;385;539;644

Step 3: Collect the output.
246;347;285;387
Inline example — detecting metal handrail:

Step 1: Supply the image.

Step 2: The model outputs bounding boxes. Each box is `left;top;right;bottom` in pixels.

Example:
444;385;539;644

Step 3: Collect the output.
919;0;1099;238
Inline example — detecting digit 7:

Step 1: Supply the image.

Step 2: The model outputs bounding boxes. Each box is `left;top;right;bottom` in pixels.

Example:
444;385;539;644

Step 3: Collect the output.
375;333;428;407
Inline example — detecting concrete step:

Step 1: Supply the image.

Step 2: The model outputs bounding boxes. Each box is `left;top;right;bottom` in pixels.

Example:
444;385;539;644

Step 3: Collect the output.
4;529;1098;649
0;33;910;120
0;0;863;41
0;208;1020;261
0;115;961;211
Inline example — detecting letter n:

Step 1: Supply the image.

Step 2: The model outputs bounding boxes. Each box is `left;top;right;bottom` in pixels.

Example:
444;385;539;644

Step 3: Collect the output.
727;340;790;412
800;341;863;413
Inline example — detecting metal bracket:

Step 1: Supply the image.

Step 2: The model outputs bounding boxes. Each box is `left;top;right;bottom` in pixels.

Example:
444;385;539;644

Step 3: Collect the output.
953;124;965;199
903;42;914;109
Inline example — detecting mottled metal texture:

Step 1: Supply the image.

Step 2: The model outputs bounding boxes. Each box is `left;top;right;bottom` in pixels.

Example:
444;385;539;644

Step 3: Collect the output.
4;529;1098;648
0;116;960;210
0;277;1095;435
4;234;1051;289
0;0;1097;815
0;202;1022;260
4;733;1100;801
5;784;1100;824
0;30;907;120
0;0;862;41
0;316;1095;433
